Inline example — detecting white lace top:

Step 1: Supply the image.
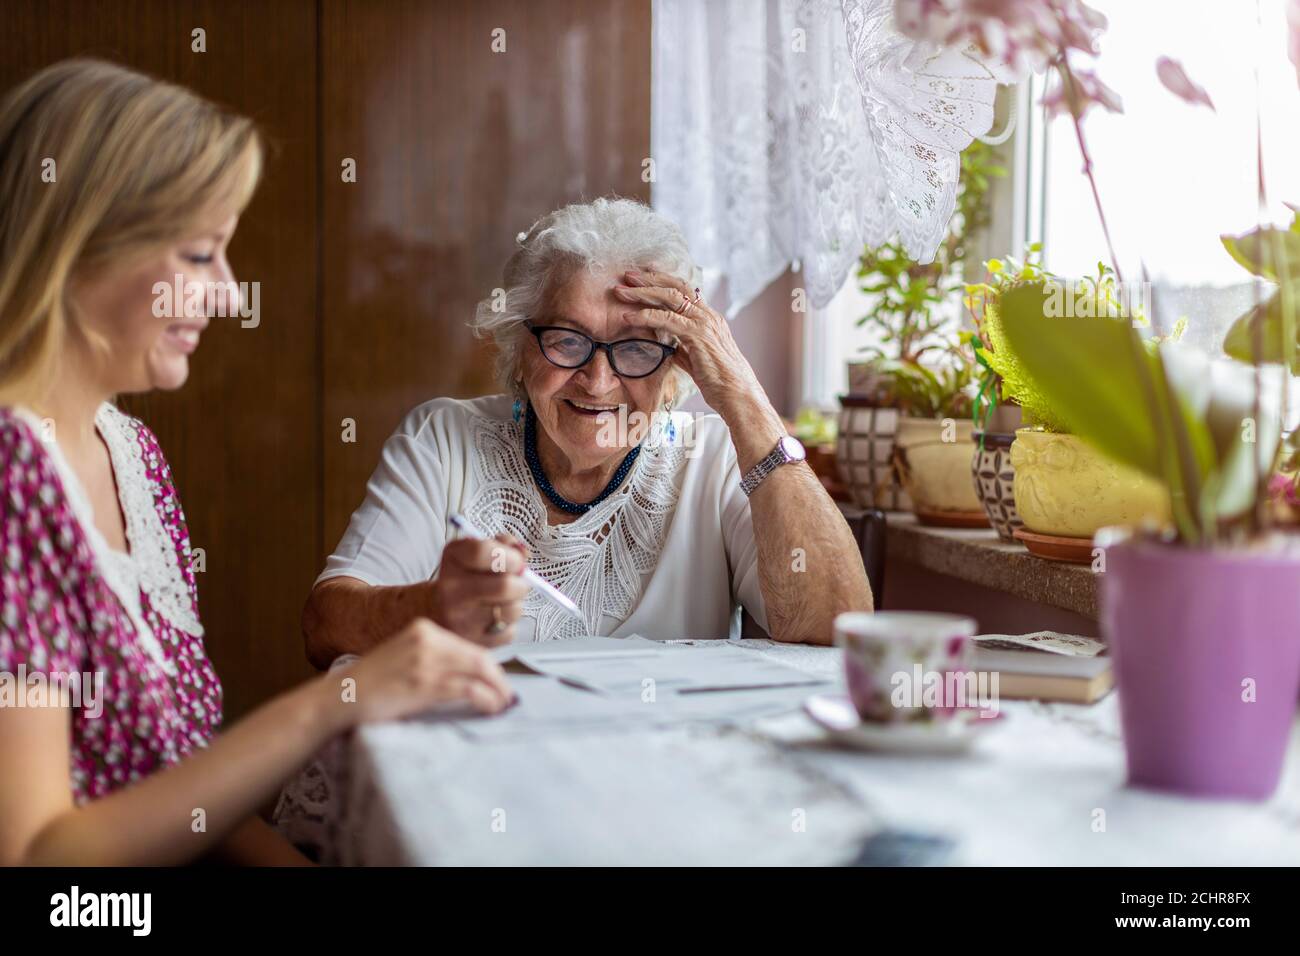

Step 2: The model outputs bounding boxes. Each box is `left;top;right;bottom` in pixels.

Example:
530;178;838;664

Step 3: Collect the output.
318;395;767;642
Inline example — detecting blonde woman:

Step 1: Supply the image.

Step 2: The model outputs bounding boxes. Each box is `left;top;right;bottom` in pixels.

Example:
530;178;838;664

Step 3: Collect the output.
0;59;515;866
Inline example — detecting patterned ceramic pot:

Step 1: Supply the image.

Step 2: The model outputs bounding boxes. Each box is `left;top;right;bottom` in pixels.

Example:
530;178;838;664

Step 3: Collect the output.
893;416;986;525
1010;428;1170;538
970;431;1022;541
836;395;910;511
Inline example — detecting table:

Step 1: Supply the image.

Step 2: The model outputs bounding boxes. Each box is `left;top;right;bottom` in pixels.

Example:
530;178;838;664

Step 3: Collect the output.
277;640;1300;866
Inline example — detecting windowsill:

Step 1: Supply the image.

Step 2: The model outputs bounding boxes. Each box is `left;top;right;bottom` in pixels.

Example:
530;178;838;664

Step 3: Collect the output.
842;507;1098;620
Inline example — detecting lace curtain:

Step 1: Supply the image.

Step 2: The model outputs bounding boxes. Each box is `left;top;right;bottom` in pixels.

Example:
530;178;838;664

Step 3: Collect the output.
651;0;1009;316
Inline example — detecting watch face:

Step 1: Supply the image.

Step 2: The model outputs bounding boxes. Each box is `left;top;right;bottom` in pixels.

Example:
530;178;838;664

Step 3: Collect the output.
780;435;807;462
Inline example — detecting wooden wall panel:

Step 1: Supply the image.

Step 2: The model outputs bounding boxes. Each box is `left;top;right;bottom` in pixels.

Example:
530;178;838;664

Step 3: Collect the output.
0;0;320;718
1;0;654;719
319;0;652;550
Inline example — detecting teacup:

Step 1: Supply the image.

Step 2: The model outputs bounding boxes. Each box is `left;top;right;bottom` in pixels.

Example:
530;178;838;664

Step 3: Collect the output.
834;611;976;723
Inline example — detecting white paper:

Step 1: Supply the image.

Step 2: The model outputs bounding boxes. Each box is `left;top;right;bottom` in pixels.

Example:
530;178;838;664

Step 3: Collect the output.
490;635;664;663
429;674;656;739
515;639;829;696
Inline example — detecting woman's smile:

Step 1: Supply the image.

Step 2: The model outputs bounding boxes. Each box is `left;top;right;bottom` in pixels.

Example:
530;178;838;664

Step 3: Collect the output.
561;397;623;419
162;319;208;355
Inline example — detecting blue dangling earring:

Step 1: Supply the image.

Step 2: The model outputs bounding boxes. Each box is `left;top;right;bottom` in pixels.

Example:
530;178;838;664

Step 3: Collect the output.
662;401;676;444
512;396;524;423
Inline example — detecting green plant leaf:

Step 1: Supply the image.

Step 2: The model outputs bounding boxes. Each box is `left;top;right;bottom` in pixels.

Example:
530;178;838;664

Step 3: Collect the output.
1221;290;1300;373
996;283;1164;478
1221;227;1300;282
1149;347;1216;542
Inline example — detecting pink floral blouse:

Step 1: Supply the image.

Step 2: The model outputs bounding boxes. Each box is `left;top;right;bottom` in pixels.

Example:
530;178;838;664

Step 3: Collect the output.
0;404;221;804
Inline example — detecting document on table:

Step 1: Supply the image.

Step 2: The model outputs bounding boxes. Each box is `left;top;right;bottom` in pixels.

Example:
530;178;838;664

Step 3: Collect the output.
447;636;831;737
490;635;663;664
443;673;661;739
509;635;829;696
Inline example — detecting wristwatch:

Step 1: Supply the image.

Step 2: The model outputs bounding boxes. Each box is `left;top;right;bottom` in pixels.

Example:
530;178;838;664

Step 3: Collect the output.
740;435;806;497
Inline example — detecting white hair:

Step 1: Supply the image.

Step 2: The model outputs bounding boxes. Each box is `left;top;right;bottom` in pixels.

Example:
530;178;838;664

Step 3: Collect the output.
471;197;699;406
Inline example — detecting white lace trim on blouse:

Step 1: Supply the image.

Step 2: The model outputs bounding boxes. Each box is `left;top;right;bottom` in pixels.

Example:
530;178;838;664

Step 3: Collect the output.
94;405;204;640
462;413;688;641
13;405;200;676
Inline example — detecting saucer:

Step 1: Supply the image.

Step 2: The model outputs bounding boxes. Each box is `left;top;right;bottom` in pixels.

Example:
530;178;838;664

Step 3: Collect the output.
802;694;1002;755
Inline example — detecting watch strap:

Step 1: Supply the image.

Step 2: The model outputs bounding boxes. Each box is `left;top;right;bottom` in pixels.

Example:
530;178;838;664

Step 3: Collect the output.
740;441;791;497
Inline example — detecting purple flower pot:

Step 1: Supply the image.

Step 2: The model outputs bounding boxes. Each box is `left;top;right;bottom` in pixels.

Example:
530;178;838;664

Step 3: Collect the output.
1101;538;1300;800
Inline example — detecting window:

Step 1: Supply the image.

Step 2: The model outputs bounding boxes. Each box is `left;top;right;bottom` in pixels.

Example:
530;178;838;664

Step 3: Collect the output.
1036;0;1298;355
800;0;1298;412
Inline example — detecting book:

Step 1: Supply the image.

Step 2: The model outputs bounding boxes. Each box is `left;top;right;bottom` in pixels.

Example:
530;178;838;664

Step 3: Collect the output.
971;631;1113;704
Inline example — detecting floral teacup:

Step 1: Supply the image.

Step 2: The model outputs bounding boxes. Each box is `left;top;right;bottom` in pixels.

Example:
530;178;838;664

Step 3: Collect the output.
834;612;976;723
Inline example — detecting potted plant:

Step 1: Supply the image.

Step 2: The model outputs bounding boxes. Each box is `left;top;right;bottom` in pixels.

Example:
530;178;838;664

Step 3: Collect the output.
998;277;1300;800
837;140;1004;516
963;251;1045;539
894;0;1300;804
965;253;1172;558
887;350;989;525
968;397;1024;540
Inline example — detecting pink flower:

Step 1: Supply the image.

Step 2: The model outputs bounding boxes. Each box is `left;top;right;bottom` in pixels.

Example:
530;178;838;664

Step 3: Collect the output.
1040;67;1123;118
1156;57;1215;111
893;0;1107;76
1269;472;1300;507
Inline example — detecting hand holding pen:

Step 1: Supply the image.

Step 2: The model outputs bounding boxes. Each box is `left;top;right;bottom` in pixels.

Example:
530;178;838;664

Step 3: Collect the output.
431;520;532;647
448;514;586;632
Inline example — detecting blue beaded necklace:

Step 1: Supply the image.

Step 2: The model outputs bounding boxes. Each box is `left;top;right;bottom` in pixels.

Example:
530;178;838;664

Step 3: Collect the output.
523;404;641;515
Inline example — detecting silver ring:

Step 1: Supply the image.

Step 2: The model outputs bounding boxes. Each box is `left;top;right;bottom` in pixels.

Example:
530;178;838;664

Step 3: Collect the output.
487;605;507;634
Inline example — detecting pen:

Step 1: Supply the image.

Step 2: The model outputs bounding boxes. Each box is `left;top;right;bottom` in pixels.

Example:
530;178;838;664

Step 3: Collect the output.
448;513;585;624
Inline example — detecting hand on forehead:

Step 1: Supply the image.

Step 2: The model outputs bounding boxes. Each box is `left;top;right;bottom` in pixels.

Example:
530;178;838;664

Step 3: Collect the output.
549;268;674;343
605;307;673;343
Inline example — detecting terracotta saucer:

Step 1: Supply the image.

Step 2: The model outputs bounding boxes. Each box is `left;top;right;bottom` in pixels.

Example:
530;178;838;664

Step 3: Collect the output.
1012;527;1095;563
914;507;990;529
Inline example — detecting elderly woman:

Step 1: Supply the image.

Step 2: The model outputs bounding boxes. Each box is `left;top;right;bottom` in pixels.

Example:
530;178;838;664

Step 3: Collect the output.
303;198;871;659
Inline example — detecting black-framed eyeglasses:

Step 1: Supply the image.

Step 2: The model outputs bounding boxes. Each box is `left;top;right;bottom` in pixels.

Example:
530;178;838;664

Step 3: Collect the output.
526;324;676;379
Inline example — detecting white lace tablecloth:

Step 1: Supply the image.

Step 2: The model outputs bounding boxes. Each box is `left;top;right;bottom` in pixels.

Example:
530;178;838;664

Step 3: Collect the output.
277;640;1300;866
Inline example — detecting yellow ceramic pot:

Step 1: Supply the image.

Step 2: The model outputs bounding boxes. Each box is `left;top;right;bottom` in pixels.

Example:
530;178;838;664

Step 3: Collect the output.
1010;428;1171;538
893;416;984;520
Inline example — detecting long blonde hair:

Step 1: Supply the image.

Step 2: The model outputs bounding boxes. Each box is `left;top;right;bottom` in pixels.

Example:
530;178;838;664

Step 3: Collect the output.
0;58;263;405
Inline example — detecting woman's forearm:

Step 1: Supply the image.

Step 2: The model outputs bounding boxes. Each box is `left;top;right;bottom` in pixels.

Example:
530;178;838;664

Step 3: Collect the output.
718;393;873;644
24;677;346;866
209;816;315;866
303;576;437;668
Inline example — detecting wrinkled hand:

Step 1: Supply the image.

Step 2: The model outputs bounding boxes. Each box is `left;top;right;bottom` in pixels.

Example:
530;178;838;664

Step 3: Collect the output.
612;269;763;413
430;534;529;646
337;617;513;724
